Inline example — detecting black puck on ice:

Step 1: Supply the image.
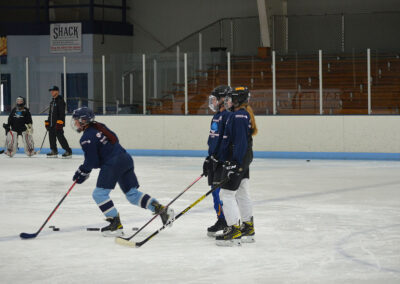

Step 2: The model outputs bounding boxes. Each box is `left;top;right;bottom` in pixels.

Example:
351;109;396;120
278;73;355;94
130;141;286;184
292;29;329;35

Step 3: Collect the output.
53;227;60;231
132;227;139;231
87;228;100;231
49;225;55;229
306;160;310;162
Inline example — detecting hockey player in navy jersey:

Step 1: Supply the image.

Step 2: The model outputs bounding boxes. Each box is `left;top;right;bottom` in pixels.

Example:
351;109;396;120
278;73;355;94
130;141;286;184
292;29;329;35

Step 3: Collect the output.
3;96;35;157
216;86;258;246
71;107;174;237
203;85;232;237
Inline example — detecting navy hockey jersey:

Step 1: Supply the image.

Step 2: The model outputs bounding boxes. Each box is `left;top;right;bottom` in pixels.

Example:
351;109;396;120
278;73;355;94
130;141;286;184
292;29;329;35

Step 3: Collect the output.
207;110;232;160
80;124;125;172
221;108;253;166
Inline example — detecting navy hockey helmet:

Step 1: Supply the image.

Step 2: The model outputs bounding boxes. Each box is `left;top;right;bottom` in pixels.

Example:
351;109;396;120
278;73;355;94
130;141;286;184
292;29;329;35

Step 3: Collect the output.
209;85;232;112
71;106;95;132
224;86;250;111
16;96;26;108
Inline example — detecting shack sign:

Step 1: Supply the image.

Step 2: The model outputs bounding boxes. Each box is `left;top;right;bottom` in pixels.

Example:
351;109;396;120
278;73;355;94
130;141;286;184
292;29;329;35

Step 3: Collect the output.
50;23;82;53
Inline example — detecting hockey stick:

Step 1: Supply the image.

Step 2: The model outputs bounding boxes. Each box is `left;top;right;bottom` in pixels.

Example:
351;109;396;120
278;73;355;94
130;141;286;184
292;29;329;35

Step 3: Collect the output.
35;131;48;155
116;174;204;242
115;177;228;248
20;181;77;239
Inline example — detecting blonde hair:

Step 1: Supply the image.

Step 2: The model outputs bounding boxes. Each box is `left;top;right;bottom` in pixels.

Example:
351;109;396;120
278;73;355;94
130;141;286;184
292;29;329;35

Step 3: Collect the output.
241;104;258;136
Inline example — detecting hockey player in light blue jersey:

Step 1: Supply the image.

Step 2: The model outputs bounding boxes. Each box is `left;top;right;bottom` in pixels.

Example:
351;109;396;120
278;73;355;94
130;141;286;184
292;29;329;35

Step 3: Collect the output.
202;85;232;237
71;107;174;237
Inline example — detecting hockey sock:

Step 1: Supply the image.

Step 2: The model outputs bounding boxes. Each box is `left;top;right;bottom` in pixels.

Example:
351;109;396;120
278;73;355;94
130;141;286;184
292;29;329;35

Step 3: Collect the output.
212;187;225;220
125;187;157;212
92;187;118;218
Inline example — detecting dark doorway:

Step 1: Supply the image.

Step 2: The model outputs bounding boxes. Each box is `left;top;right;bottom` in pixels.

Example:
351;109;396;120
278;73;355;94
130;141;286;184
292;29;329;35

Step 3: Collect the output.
1;74;11;113
61;73;88;113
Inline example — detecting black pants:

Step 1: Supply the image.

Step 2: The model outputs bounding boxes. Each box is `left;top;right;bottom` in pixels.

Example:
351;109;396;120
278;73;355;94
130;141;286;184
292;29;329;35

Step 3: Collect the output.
49;127;71;153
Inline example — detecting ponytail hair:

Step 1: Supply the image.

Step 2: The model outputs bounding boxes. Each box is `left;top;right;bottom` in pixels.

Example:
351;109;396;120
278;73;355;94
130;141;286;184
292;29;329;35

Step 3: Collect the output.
241;104;258;136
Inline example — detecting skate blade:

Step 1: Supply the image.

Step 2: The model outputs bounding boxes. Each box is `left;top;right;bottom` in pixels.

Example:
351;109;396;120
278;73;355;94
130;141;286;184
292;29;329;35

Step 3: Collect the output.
102;229;124;237
216;238;241;247
241;236;255;243
115;237;137;248
207;231;217;237
62;156;72;159
47;156;58;158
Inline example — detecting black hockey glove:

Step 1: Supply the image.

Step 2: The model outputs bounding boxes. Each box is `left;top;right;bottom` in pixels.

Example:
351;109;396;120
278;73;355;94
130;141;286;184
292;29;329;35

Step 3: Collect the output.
73;166;91;184
224;161;241;178
210;155;220;171
3;123;10;135
202;156;211;177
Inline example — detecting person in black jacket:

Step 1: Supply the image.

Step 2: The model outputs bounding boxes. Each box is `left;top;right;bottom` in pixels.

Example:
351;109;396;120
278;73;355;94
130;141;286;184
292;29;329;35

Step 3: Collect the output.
45;86;72;158
3;96;35;157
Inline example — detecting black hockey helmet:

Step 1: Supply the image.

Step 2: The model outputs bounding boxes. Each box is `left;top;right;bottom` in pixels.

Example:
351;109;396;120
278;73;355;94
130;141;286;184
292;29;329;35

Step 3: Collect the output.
211;85;231;100
209;85;232;112
224;86;250;110
16;96;26;108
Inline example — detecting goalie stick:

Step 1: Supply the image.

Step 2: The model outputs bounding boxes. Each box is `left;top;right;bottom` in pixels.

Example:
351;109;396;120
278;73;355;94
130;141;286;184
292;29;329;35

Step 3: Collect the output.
35;131;48;155
116;174;204;243
115;177;228;248
20;181;77;239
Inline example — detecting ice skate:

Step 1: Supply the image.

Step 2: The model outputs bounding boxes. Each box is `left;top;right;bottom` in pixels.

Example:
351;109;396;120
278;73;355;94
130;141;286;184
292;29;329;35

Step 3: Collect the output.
101;214;124;237
240;217;255;243
152;201;174;227
61;151;72;159
207;218;227;237
46;150;58;158
216;224;241;246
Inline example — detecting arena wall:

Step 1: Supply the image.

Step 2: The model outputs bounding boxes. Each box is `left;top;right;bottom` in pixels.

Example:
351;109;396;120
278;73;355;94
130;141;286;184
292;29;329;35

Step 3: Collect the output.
2;115;396;160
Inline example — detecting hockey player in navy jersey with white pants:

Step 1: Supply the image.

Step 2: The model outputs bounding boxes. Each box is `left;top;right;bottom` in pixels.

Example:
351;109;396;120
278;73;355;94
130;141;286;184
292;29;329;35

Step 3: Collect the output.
216;86;258;246
71;107;174;237
203;85;232;237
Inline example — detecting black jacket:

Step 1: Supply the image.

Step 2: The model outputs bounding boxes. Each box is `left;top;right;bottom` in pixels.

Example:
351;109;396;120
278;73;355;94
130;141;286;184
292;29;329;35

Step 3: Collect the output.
48;95;66;127
8;107;32;135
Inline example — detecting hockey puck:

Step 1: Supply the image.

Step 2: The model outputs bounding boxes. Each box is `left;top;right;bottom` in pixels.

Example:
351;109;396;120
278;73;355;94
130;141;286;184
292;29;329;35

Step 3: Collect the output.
53;228;60;231
132;227;139;231
306;160;310;162
49;225;55;229
86;228;100;231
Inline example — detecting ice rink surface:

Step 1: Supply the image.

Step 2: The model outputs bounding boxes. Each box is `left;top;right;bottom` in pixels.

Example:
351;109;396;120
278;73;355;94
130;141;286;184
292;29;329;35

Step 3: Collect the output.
0;154;399;284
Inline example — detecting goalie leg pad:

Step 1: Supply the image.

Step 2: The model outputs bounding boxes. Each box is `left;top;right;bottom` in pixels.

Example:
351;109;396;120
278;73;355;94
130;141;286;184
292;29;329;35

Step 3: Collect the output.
5;131;18;157
22;131;35;156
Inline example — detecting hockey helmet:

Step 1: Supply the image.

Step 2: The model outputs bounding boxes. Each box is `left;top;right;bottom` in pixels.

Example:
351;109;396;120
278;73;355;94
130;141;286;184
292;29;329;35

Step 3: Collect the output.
224;86;250;111
71;106;95;132
208;85;232;112
16;96;26;108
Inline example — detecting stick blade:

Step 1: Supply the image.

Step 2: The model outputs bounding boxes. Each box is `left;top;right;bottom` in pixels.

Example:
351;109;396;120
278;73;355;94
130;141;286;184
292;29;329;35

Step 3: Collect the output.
20;232;37;239
115;237;137;248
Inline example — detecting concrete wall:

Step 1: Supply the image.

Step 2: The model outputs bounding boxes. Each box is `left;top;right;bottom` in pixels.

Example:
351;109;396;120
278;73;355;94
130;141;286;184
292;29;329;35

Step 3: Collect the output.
2;115;398;159
286;0;400;53
288;0;400;14
129;0;259;53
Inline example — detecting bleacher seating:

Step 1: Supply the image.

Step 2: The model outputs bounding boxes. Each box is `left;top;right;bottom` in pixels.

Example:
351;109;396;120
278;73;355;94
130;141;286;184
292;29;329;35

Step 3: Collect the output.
148;53;400;115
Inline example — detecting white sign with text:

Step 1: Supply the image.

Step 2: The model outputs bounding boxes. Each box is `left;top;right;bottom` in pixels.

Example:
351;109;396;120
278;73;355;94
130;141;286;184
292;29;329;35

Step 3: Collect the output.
50;23;82;53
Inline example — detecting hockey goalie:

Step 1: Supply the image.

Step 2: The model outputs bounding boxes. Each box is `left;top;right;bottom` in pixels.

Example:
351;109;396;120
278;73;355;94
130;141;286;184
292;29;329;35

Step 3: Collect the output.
3;96;35;157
